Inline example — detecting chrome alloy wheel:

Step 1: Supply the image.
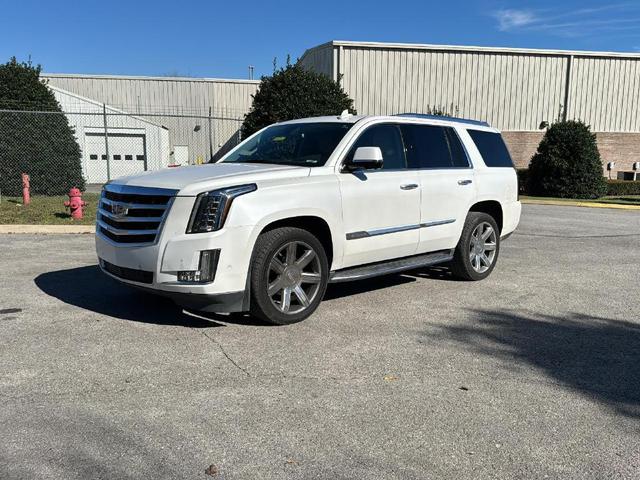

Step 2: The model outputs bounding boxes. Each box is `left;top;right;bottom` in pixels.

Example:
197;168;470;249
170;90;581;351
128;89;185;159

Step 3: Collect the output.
267;241;322;314
469;222;497;274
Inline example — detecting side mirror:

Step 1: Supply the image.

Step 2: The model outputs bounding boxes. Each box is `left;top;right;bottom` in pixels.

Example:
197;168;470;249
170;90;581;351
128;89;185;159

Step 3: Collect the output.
351;146;383;170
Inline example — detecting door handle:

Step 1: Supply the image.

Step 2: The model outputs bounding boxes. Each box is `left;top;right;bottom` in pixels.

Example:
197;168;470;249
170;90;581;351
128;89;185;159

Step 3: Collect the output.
458;179;473;186
400;183;419;190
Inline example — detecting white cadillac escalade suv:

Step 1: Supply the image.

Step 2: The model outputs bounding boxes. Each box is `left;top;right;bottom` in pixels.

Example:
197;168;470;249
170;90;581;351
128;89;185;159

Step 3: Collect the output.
96;113;521;324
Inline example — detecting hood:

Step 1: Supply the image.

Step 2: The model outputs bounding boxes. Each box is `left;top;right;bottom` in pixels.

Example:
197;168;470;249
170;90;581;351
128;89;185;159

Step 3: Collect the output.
109;162;311;195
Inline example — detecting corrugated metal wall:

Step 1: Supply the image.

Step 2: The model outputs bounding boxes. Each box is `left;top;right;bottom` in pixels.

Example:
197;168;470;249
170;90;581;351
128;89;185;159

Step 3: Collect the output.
300;42;640;133
298;43;334;80
42;74;259;161
569;57;640;132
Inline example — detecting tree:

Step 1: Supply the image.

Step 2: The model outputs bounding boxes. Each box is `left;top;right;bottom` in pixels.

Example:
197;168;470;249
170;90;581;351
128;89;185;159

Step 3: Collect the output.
241;62;356;138
0;57;85;195
527;120;607;199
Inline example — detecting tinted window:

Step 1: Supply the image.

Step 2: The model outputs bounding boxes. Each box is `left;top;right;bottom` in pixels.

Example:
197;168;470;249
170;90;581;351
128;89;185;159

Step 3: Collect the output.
401;124;468;169
446;129;470;168
223;122;353;167
346;124;406;170
467;130;514;167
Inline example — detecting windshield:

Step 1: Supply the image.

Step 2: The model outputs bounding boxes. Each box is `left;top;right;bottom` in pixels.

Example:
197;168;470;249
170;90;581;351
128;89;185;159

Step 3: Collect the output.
222;122;353;167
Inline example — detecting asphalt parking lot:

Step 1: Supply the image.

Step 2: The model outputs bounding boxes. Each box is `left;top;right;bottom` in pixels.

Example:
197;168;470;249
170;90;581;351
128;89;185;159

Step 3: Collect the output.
1;204;639;479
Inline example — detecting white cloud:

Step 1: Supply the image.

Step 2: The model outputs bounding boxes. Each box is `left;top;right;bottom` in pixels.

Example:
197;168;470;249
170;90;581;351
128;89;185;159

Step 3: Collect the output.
494;9;537;31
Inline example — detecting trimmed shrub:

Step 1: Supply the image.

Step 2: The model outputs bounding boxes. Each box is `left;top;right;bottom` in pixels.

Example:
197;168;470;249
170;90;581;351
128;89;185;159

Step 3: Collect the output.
607;180;640;196
241;62;356;138
527;120;607;199
0;57;85;195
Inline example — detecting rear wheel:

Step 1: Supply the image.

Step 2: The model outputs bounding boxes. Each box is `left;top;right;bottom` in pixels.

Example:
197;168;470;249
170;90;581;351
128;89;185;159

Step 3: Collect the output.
450;212;500;281
250;227;328;325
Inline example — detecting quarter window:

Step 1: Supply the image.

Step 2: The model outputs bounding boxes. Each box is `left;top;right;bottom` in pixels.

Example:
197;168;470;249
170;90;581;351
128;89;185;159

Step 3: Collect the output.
345;124;406;170
467;130;514;167
401;125;470;169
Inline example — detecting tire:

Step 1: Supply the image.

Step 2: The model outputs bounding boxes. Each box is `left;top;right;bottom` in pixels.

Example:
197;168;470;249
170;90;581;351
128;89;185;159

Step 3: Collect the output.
249;227;329;325
450;212;500;281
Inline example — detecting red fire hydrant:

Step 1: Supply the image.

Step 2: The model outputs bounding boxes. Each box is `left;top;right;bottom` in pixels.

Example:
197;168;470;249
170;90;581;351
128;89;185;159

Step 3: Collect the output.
22;173;30;206
64;187;87;220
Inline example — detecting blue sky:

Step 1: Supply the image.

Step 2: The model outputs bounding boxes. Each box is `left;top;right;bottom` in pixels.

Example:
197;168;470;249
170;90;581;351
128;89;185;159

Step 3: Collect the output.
2;1;640;79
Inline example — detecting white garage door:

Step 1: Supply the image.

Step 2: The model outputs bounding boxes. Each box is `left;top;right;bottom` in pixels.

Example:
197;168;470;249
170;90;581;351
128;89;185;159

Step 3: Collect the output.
84;133;147;183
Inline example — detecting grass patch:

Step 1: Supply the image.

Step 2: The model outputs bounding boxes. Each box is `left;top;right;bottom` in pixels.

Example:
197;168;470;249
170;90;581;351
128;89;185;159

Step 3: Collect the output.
521;195;640;206
0;194;99;225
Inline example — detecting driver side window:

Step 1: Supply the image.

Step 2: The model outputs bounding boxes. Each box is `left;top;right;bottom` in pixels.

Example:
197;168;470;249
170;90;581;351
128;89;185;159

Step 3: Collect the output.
345;124;406;170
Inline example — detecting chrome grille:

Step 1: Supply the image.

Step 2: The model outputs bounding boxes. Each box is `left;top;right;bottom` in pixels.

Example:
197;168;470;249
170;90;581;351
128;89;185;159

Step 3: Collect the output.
97;184;178;246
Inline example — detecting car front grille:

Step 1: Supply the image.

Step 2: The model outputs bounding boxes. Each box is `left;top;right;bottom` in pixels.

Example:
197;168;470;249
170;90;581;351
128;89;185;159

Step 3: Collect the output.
97;184;178;246
101;259;153;284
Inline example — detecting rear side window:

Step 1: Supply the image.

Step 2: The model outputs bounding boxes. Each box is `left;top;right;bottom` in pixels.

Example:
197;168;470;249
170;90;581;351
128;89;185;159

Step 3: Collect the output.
467;130;514;167
401;125;470;169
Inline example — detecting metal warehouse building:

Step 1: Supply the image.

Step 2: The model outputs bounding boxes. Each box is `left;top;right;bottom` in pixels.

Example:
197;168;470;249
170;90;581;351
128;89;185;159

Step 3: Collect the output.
300;41;640;177
41;40;640;181
42;74;259;183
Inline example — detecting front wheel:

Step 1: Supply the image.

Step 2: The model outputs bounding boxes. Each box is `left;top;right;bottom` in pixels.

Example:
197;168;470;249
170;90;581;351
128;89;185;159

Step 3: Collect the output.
249;227;328;325
450;212;500;281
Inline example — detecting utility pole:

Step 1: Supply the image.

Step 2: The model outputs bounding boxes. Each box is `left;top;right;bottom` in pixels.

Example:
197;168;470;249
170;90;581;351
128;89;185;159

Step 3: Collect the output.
103;103;111;181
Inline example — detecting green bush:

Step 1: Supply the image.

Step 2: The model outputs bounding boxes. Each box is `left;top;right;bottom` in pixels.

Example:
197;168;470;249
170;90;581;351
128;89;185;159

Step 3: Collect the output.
606;180;640;196
0;57;85;195
527;120;607;199
241;62;356;138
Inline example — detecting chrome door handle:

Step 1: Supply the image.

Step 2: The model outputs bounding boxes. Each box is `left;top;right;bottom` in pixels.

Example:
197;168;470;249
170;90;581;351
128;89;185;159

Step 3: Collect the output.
458;179;473;186
400;183;419;190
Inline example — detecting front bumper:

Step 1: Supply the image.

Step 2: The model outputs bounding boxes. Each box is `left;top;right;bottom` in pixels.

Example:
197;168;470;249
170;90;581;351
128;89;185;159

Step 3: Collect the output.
95;195;256;312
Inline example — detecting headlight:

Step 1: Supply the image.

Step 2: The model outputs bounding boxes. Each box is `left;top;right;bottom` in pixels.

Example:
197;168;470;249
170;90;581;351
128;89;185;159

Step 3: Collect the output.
186;184;256;234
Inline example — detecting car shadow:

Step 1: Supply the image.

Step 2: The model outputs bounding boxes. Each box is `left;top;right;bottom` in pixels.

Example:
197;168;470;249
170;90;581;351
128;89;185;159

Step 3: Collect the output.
424;309;640;419
35;264;462;328
34;265;261;328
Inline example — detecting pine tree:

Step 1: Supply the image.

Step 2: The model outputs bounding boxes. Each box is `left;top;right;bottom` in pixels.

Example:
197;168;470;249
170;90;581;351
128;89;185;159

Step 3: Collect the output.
0;57;85;195
241;62;356;138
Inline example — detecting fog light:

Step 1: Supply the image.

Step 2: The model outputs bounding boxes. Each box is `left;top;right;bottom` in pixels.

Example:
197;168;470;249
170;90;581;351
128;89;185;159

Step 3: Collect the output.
178;249;220;283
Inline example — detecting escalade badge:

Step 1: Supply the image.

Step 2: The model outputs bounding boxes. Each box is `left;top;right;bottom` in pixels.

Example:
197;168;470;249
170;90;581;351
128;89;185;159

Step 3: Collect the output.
111;203;129;218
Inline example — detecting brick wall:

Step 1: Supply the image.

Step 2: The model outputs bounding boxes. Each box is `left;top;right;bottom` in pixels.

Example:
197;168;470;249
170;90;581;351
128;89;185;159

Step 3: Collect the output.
502;131;640;179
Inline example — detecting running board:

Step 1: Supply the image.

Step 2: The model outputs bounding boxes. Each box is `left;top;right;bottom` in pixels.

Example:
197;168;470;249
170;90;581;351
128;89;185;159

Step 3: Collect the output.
329;250;454;283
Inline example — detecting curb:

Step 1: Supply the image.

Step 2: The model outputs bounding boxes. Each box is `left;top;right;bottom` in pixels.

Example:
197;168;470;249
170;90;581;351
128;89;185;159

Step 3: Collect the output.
0;225;96;234
521;199;640;211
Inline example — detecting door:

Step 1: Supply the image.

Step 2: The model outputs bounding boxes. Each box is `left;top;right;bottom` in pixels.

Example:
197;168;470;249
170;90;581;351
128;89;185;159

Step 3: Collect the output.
84;132;147;183
400;124;476;253
337;124;421;268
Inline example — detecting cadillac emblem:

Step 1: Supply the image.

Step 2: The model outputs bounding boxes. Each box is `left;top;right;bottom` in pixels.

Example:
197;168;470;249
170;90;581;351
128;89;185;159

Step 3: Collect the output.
111;203;129;218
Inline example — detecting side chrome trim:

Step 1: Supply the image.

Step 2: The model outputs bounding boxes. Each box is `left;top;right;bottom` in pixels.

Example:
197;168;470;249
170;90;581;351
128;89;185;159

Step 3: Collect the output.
420;219;456;228
346;223;420;240
346;219;456;240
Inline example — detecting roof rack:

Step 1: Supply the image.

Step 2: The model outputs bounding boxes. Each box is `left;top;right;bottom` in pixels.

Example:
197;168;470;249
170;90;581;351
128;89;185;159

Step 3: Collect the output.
395;113;489;127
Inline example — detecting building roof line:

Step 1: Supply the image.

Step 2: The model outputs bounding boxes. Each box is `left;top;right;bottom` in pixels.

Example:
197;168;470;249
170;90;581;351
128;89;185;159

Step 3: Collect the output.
324;40;640;59
43;73;261;84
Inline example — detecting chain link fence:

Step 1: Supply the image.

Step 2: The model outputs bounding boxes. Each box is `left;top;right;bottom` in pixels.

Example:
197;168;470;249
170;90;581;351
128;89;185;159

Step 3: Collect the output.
0;105;244;197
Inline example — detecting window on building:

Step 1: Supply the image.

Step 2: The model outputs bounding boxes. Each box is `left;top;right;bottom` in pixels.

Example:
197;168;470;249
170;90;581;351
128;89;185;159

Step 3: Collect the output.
125;155;133;161
113;155;121;160
467;130;514;167
136;155;145;161
345;124;406;170
89;154;98;160
101;154;108;160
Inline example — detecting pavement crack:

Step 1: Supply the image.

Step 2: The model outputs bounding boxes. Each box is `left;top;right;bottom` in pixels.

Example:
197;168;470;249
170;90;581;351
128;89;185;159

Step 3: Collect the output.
198;329;251;377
